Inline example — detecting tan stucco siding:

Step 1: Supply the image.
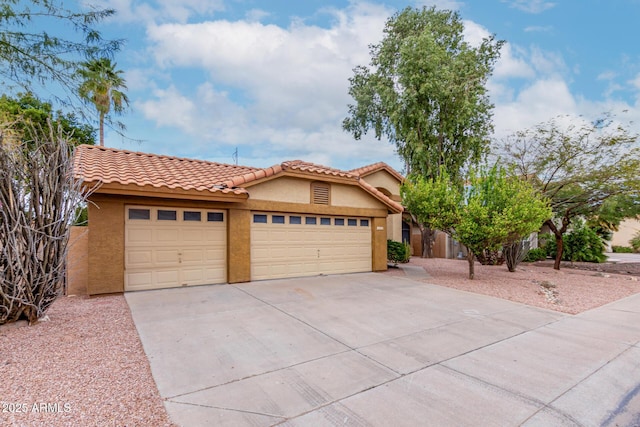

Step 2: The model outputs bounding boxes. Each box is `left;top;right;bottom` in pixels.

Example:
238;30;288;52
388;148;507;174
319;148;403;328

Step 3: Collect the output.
87;195;125;295
227;208;251;283
362;170;402;197
611;219;640;247
66;226;89;295
249;177;388;211
387;213;403;242
372;217;388;271
247;177;310;204
331;184;387;210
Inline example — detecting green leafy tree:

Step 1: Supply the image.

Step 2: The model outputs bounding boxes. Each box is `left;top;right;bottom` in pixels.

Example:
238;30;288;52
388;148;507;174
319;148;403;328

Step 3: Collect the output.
402;165;551;279
455;166;551;278
501;114;640;270
0;93;95;147
0;1;119;94
77;58;129;146
343;6;503;257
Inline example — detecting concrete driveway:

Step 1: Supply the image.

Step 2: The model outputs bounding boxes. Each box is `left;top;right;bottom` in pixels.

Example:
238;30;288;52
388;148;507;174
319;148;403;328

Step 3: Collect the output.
125;272;640;426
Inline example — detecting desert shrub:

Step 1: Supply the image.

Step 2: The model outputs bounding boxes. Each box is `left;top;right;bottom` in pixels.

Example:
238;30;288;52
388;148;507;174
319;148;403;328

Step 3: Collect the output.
612;245;634;253
503;240;530;272
546;222;607;263
387;240;411;265
524;247;547;262
475;249;504;265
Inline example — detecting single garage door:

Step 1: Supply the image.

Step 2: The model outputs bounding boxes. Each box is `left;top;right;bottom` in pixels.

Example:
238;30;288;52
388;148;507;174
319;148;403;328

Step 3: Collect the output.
125;206;227;291
251;212;372;280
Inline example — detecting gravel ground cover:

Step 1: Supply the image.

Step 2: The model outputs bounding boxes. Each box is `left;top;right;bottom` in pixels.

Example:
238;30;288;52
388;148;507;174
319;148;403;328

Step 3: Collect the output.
385;257;640;314
0;295;175;427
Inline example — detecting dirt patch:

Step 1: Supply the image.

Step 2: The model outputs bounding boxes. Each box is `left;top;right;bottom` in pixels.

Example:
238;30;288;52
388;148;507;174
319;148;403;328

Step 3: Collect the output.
382;257;640;315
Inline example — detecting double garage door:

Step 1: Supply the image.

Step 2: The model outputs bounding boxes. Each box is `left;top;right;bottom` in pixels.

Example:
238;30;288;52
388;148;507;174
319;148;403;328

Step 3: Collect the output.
124;206;373;290
125;206;227;291
251;212;372;280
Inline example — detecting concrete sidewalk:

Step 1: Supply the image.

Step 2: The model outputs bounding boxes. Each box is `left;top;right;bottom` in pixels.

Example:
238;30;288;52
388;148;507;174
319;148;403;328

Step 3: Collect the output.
126;273;640;426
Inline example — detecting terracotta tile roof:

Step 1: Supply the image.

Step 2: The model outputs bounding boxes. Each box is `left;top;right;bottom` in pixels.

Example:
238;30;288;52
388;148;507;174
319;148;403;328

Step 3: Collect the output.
349;162;405;183
73;145;253;196
72;145;403;212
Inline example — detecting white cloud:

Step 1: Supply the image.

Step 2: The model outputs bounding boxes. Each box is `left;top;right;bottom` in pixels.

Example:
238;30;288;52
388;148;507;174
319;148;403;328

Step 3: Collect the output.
101;0;224;24
134;2;401;169
413;0;463;9
629;73;640;90
529;46;567;77
502;0;556;14
524;25;552;33
245;9;270;22
492;78;576;137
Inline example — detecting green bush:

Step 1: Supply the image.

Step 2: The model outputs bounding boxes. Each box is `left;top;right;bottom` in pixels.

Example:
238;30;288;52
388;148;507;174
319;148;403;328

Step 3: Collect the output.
523;247;547;262
612;245;634;253
546;222;607;263
631;232;640;253
387;240;411;265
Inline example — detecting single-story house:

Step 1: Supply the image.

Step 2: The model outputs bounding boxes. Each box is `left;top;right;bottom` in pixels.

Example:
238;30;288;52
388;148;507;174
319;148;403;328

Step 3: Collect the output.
71;145;403;295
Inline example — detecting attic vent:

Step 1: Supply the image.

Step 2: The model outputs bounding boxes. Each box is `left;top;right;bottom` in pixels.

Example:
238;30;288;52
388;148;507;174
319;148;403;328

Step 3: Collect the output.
311;182;330;205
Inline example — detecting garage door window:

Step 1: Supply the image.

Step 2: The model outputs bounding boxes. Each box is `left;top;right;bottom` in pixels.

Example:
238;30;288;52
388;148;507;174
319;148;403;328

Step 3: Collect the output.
335;218;344;226
158;210;177;221
208;212;224;222
129;208;150;220
305;217;317;225
289;216;302;224
320;217;331;225
360;219;370;227
272;215;285;224
254;214;268;223
348;218;357;226
184;211;202;221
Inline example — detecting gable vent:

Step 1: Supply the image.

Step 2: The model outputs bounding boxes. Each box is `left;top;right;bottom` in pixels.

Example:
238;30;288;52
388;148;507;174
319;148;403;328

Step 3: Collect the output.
311;182;330;205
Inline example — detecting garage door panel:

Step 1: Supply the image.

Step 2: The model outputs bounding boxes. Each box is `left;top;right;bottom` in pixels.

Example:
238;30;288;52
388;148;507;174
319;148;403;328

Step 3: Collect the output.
156;270;180;286
127;228;153;245
125;206;227;291
251;212;372;281
127;250;153;266
156;228;179;243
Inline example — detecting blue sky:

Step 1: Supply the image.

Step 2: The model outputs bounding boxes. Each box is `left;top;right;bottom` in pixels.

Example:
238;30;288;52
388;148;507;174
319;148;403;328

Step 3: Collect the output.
84;0;640;172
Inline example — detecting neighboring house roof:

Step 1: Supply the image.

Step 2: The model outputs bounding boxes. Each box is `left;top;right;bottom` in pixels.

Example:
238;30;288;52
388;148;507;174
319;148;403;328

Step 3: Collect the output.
73;145;403;213
349;162;405;183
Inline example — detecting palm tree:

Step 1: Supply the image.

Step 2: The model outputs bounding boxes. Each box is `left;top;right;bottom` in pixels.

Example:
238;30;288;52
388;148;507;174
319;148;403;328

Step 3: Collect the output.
78;58;129;146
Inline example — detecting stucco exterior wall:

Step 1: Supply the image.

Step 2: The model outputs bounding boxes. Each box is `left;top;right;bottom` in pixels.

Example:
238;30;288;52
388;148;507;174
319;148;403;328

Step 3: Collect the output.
387;213;403;242
371;217;388;271
66;226;89;295
227;208;251;283
362;171;401;198
331;184;386;210
249;177;388;211
247;177;310;204
611;219;640;247
88;195;125;295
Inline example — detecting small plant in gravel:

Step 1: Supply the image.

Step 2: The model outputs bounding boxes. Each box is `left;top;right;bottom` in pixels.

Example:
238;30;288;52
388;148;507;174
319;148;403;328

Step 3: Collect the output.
387;240;411;266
